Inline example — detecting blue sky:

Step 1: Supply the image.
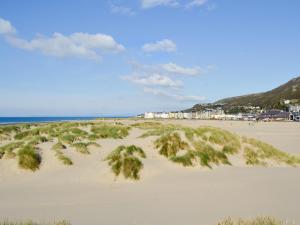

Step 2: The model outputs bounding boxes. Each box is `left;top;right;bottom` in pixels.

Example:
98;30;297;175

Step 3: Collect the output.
0;0;299;116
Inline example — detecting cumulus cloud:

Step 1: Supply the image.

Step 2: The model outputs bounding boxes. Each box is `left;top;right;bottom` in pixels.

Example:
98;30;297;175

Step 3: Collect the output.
141;0;179;9
122;61;208;102
129;61;207;76
0;18;16;35
143;87;206;102
162;63;202;76
123;73;182;88
0;17;125;61
142;39;176;53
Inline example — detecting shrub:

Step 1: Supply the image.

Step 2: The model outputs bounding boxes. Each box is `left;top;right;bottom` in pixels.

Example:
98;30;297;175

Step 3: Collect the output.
17;145;41;171
105;145;146;180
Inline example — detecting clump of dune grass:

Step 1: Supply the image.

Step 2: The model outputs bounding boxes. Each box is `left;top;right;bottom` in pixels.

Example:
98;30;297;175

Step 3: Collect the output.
71;141;100;154
0;220;71;225
105;145;146;180
131;121;162;129
154;132;189;158
0;141;24;159
214;216;294;225
91;124;130;139
58;134;77;145
242;137;300;166
17;145;41;171
51;142;73;165
194;127;241;154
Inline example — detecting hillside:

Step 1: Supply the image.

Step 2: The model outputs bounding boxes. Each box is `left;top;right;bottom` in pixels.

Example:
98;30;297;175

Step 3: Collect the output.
216;76;300;108
187;76;300;112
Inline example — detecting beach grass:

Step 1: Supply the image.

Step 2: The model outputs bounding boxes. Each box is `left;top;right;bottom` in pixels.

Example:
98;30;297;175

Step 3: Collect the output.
242;137;300;166
154;132;189;158
51;142;73;165
17;145;41;171
0;220;71;225
91;124;130;139
214;216;294;225
105;145;146;180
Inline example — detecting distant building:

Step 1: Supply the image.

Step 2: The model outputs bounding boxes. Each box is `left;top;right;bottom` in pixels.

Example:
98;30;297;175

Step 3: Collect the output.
144;112;154;119
257;110;290;121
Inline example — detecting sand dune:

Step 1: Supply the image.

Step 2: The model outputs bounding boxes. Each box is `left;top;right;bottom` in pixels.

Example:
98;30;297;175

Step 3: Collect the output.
0;120;299;225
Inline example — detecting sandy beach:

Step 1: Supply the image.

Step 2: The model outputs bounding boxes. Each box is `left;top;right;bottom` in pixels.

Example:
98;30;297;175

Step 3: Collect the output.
0;120;299;225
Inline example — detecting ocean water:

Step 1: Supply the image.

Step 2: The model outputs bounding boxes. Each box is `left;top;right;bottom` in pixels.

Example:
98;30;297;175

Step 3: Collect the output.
0;117;104;124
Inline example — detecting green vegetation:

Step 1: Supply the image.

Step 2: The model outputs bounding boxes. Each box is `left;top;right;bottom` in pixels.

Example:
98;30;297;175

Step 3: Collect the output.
0;217;292;225
0;142;24;159
214;216;294;225
153;125;299;168
17;145;41;171
91;124;130;139
154;132;189;158
0;221;70;225
242;137;300;166
52;142;73;166
105;145;146;180
1;121;300;174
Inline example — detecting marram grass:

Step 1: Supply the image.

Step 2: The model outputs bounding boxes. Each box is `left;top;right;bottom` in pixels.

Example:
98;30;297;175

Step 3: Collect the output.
0;216;293;225
0;220;70;225
17;145;41;171
105;145;146;180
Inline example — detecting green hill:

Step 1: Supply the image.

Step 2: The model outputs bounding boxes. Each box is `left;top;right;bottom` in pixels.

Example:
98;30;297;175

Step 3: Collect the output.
187;76;300;112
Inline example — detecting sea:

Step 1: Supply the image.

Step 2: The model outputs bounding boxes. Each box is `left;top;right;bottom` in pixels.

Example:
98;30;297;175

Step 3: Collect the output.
0;117;129;125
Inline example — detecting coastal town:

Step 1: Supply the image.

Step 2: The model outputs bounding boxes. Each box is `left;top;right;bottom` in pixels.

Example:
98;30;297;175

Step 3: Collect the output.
139;102;300;122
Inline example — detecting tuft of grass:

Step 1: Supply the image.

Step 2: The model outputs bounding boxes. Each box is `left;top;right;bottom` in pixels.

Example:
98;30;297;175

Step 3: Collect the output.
52;142;72;166
154;132;189;158
242;137;300;166
71;142;90;154
0;220;71;225
17;145;41;171
91;124;130;139
105;145;146;180
59;134;77;145
214;216;294;225
170;151;195;167
193;141;231;168
0;142;24;159
52;142;67;151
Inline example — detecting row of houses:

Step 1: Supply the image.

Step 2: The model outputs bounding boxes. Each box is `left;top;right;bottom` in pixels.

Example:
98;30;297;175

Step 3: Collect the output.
141;104;300;122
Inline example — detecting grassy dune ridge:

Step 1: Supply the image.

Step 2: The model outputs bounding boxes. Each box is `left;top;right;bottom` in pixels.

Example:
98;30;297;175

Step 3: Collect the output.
0;217;294;225
0;120;300;180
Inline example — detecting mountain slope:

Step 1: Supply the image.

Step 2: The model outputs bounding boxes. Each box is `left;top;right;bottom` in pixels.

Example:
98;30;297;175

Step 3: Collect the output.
215;76;300;108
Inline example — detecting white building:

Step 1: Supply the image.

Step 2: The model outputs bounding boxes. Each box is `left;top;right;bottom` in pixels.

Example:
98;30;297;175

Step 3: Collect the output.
144;112;155;119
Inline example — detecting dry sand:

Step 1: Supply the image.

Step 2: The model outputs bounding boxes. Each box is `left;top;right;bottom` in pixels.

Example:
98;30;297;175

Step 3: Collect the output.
0;120;299;225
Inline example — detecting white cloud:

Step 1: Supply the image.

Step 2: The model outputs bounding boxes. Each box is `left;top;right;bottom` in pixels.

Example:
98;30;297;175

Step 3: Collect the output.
0;18;125;61
0;18;16;35
123;73;182;88
110;3;135;16
143;87;205;102
129;61;207;76
142;39;176;53
186;0;208;8
141;0;209;9
141;0;179;9
161;63;202;76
